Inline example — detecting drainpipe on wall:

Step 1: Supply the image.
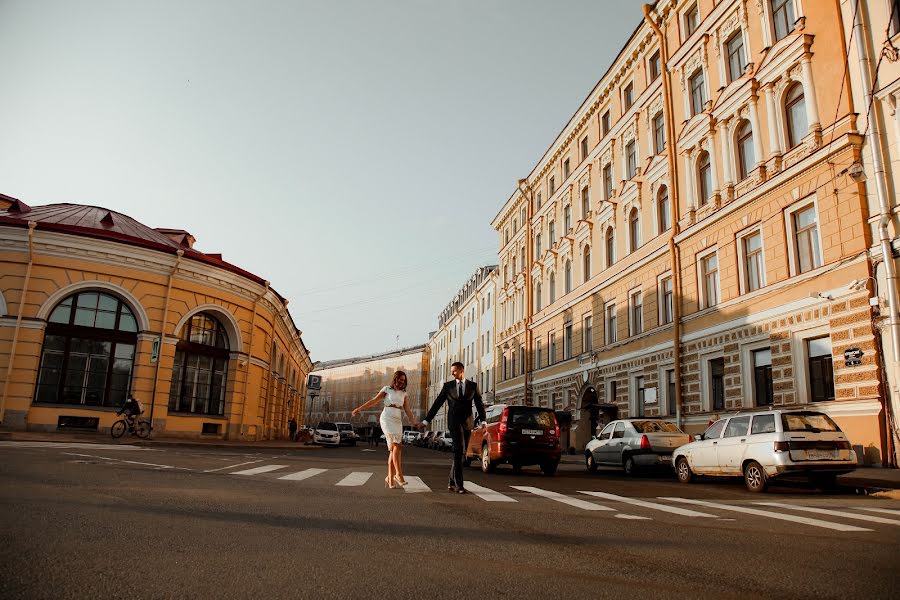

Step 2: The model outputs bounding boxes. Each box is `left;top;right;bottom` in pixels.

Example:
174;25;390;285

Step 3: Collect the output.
0;221;37;425
852;4;900;465
148;249;183;434
237;280;268;439
517;179;534;407
643;5;685;427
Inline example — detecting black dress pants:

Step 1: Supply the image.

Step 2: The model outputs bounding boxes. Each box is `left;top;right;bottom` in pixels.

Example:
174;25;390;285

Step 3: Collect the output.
449;423;471;489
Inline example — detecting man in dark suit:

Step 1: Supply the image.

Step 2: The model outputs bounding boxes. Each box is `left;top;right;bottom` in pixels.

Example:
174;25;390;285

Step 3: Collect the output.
421;362;486;494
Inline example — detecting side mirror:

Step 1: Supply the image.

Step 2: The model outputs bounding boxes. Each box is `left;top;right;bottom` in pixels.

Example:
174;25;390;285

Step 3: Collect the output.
693;434;703;442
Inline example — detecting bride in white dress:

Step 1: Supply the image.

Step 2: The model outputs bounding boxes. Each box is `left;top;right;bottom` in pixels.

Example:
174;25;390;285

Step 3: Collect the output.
352;371;420;488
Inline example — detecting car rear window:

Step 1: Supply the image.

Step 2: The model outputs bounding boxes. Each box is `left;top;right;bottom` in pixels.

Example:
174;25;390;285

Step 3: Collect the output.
631;420;683;433
509;409;556;428
781;412;841;433
337;424;352;431
750;414;776;434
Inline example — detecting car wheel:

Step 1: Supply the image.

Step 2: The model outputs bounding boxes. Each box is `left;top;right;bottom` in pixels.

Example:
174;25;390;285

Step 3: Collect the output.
541;462;558;476
585;452;598;473
744;461;769;493
481;443;495;473
623;455;638;476
676;457;695;484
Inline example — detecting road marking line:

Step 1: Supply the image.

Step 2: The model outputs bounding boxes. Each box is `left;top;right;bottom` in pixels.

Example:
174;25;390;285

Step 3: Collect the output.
278;468;328;481
335;472;373;487
403;476;430;493
203;460;264;473
231;464;289;476
2;442;148;451
659;498;872;532
856;507;900;517
615;514;651;520
465;482;517;502
510;486;614;511
580;491;717;518
61;452;191;470
756;502;900;526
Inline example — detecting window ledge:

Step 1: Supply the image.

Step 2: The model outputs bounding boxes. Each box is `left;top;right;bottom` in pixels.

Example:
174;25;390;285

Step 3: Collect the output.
167;411;228;420
31;402;120;412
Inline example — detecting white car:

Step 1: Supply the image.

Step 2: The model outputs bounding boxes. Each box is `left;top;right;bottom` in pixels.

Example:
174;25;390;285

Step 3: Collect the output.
402;430;420;445
313;421;341;446
432;431;453;451
673;409;857;492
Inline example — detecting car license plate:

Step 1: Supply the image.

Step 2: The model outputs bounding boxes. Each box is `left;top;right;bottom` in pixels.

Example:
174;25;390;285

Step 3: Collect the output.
659;455;672;463
807;449;835;460
522;429;543;436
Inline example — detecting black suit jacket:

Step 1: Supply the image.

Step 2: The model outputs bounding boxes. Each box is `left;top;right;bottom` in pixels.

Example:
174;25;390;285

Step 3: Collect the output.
425;379;486;430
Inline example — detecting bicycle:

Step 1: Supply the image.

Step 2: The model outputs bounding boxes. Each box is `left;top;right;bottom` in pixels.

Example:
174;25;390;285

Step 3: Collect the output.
111;412;152;439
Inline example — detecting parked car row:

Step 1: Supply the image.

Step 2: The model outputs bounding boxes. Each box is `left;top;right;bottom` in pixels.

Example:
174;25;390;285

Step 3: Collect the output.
412;431;453;451
312;421;360;447
585;409;858;493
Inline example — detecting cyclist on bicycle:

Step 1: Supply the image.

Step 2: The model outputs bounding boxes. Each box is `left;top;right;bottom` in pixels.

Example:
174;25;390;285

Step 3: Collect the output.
117;394;145;431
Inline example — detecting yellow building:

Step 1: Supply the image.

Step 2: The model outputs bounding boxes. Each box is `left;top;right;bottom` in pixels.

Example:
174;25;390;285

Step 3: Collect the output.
309;345;429;434
492;0;892;464
0;196;312;440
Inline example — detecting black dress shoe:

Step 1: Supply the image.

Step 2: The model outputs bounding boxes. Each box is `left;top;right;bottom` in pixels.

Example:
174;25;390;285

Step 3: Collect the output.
456;488;467;494
447;485;457;492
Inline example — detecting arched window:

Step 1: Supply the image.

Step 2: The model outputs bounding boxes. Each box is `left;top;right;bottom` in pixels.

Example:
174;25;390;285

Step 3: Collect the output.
657;186;671;233
697;151;712;205
736;119;755;180
549;272;557;304
564;260;573;294
605;227;616;268
535;281;543;312
785;82;807;149
629;207;641;252
169;312;230;415
583;245;592;282
35;291;138;406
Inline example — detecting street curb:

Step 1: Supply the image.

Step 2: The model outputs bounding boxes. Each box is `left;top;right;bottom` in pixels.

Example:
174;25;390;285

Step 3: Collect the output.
133;440;325;451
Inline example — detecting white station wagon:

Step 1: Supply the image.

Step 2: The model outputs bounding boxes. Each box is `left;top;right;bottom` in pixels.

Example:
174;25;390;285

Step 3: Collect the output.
673;410;857;493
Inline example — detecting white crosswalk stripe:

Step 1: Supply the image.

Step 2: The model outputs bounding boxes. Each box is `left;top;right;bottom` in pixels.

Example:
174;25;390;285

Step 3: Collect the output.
402;476;430;493
856;507;900;517
465;482;517;502
231;464;289;476
278;468;328;481
580;491;718;518
659;497;872;532
756;502;900;526
511;486;613;511
335;472;373;487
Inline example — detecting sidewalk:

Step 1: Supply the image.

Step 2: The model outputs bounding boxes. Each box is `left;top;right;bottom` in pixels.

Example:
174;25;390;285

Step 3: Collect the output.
0;430;324;451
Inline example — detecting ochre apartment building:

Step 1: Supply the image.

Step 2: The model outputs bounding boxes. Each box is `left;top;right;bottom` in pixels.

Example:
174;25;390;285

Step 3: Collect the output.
492;0;894;464
0;196;312;440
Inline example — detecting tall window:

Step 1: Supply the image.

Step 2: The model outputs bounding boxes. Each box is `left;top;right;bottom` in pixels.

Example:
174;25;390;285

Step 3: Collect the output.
753;349;774;406
583;245;592;282
549;176;556;195
581;186;590;218
605;227;616;268
742;231;764;292
634;376;646;417
623;82;634;110
605;303;618;344
563;158;571;179
549;272;557;304
785;83;807;148
535;233;542;258
710;357;725;411
626;140;637;179
603;164;613;198
772;0;796;42
736;120;755;180
583;315;593;353
549;332;557;365
536;191;542;208
564;322;573;360
726;31;746;83
793;204;822;273
684;3;699;36
549;220;556;246
169;313;230;415
564;204;572;233
653;112;666;154
535;281;542;312
808;337;835;402
601;110;611;136
666;369;676;415
535;339;542;369
35;291;138;407
581;136;589;161
689;69;706;116
698;151;713;205
649;50;661;81
658;186;671;232
701;253;719;308
660;276;674;324
564;260;573;294
630;290;643;335
629;207;641;252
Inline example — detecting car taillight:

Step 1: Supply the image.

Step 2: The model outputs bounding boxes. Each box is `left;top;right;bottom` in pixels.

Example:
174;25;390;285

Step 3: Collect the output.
835;441;851;450
554;423;560;437
774;441;790;452
640;435;651;450
498;407;508;440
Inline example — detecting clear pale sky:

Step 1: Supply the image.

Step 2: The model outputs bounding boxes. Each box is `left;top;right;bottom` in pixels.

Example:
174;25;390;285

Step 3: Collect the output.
0;0;642;361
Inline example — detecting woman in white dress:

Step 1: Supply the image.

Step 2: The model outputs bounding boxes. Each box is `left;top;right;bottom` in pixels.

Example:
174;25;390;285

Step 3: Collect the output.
352;371;420;489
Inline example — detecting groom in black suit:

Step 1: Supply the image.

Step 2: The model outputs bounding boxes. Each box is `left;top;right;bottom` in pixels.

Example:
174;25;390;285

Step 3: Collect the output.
421;362;486;494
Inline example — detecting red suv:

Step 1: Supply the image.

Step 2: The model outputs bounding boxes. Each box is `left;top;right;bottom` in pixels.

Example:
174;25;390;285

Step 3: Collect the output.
465;404;561;476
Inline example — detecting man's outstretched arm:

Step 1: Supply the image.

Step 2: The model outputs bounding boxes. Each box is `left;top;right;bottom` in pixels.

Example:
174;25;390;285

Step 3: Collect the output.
422;384;448;427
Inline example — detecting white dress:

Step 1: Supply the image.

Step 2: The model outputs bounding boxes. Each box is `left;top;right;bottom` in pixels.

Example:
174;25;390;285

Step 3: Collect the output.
379;386;406;447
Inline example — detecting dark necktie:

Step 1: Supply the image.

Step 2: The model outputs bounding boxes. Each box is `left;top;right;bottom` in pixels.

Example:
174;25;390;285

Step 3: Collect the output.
457;381;463;399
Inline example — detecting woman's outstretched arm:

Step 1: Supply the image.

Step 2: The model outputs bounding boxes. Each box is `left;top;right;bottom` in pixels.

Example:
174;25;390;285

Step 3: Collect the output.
352;391;386;417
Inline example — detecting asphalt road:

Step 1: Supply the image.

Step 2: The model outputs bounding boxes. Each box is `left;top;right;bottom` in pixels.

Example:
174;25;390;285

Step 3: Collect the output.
0;441;897;600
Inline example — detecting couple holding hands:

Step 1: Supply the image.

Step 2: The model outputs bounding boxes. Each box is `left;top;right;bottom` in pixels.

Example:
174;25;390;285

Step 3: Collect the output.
351;361;485;492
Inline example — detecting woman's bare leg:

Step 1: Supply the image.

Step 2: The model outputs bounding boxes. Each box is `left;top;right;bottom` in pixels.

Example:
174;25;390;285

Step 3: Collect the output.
395;445;405;482
386;442;396;485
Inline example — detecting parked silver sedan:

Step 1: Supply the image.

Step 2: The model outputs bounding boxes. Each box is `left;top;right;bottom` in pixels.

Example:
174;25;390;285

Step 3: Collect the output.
584;419;691;475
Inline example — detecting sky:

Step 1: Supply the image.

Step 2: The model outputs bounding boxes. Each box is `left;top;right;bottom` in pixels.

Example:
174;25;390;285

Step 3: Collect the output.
0;0;643;361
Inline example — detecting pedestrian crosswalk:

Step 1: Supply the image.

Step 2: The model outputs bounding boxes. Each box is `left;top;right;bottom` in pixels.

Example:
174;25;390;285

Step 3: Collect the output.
212;462;894;535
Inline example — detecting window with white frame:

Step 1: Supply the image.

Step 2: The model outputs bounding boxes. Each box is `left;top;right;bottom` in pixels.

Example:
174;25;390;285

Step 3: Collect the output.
623;82;634;111
549;176;556;195
603;163;613;199
605;227;616;268
535;232;542;257
536;191;542;208
581;185;590;219
808;336;834;402
772;0;796;42
784;82;807;148
791;203;822;274
653;112;666;154
725;30;746;83
583;245;591;282
626;140;638;179
535;280;542;312
752;348;774;406
535;338;542;369
549;272;556;304
697;150;713;205
659;275;674;325
689;69;706;116
629;207;641;252
684;3;699;37
549;331;557;365
564;321;573;360
657;185;670;233
649;50;661;81
605;302;618;344
709;357;725;411
699;251;720;308
629;290;643;336
583;314;593;353
549;219;556;246
563;158;571;180
740;229;765;292
581;136;589;162
601;110;611;136
564;204;572;233
564;259;573;294
633;375;646;417
736;119;755;180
